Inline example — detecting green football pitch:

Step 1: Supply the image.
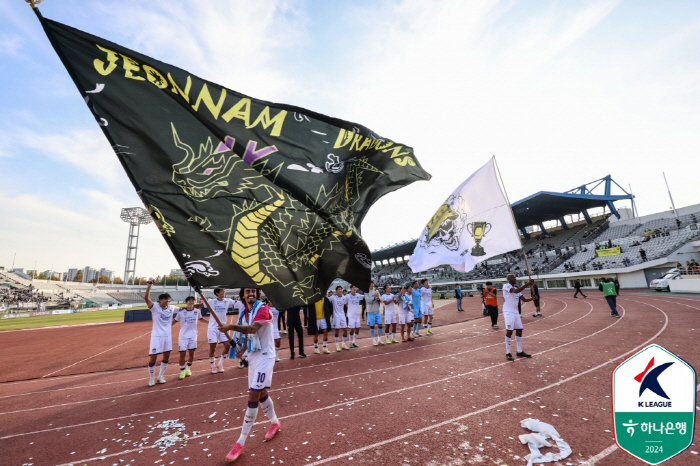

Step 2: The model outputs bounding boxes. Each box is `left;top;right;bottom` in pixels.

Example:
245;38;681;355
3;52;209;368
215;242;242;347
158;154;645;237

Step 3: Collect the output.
0;302;187;331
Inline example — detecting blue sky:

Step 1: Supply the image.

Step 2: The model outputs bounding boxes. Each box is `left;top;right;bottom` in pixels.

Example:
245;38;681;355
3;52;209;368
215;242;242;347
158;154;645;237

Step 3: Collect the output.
1;0;699;278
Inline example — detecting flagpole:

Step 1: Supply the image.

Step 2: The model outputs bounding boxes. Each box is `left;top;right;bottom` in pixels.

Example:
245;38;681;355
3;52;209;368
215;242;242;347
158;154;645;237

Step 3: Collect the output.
492;155;533;283
196;287;232;340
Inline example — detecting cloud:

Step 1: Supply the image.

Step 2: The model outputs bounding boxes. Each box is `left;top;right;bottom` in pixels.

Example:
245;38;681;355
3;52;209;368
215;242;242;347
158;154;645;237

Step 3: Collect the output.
0;33;22;56
9;126;129;188
0;187;179;277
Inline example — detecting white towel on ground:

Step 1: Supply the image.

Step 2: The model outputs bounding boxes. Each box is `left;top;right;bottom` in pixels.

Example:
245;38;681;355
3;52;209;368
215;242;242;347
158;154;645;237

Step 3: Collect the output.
519;418;572;466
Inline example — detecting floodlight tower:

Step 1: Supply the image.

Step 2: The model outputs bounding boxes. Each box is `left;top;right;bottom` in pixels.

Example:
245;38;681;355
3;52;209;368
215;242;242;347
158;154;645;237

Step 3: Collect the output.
120;207;152;285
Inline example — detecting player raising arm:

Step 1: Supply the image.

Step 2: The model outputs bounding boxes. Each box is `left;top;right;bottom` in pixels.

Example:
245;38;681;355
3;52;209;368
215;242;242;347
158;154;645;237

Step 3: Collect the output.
145;281;178;386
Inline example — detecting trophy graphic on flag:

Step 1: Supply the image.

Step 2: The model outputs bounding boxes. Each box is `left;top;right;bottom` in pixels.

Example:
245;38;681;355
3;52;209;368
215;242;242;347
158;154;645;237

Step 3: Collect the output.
467;221;491;256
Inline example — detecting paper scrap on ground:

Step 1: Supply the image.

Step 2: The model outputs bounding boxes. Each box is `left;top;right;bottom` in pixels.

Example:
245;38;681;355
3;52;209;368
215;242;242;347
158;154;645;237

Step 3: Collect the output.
519;418;572;466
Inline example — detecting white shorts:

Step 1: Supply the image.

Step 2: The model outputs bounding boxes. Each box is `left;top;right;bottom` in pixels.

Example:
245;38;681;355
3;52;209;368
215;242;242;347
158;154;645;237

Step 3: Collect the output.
248;353;275;391
422;303;434;316
273;326;280;341
384;310;397;325
399;309;413;325
208;328;229;344
178;336;197;352
347;316;361;329
504;312;523;331
149;335;172;355
332;315;347;329
316;319;328;331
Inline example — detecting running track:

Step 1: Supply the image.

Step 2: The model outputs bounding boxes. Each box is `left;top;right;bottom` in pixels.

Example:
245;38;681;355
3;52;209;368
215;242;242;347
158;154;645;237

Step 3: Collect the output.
0;291;698;465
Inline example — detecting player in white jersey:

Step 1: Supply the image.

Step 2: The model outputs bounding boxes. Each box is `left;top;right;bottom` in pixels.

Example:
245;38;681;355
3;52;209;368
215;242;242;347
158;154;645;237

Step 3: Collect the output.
398;285;414;342
144;281;179;386
420;279;435;334
267;299;282;361
503;274;534;361
381;285;399;343
345;285;364;347
203;288;234;374
328;286;349;351
173;296;203;379
219;287;281;462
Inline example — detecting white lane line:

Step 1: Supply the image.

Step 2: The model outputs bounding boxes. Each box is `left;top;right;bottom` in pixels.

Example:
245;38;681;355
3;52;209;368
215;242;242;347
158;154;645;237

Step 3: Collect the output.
0;299;573;415
0;299;580;434
584;382;700;465
585;444;619;465
40;331;151;378
52;299;640;466
0;298;560;401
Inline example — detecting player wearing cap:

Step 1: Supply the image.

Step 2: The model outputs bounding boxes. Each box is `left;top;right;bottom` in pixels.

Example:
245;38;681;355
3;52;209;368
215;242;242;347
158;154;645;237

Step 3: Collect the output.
220;287;281;462
503;274;534;361
173;296;203;379
145;281;178;386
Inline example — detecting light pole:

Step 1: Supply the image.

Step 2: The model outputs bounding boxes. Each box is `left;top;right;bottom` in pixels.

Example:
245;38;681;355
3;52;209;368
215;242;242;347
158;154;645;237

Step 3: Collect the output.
663;172;678;218
120;207;152;285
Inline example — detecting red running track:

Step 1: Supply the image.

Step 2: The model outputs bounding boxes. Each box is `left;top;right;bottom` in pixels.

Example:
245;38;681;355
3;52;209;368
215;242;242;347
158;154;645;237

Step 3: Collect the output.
0;291;698;465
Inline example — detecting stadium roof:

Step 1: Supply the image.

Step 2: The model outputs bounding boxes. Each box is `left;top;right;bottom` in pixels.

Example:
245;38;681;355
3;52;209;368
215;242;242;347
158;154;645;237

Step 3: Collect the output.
371;175;634;262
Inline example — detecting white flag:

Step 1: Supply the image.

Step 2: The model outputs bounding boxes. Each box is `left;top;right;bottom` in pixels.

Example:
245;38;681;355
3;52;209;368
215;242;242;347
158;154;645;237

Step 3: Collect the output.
408;157;522;274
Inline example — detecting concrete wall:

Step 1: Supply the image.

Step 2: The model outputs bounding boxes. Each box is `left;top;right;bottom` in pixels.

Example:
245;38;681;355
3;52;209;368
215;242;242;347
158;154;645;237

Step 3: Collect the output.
616;270;649;289
669;278;700;293
609;203;700;227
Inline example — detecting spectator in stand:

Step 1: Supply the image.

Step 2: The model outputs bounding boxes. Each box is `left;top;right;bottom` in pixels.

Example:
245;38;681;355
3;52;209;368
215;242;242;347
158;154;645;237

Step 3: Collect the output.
676;218;682;229
639;248;647;262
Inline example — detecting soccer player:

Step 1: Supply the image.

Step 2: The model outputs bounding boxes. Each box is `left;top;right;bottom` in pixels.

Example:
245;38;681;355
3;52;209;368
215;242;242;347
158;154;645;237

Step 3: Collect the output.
420;279;435;334
312;297;331;354
411;281;423;336
482;282;499;329
329;286;349;351
204;288;234;373
219;287;281;462
503;274;534;361
346;285;364;347
173;296;203;379
382;284;399;343
267;299;282;361
144;281;178;386
398;285;414;342
531;282;542;317
364;283;384;346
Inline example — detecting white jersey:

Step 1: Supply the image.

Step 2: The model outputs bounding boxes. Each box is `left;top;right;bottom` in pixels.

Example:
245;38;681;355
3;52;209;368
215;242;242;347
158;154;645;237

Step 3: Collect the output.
269;305;280;339
346;293;364;317
150;303;177;337
242;304;276;359
328;295;347;318
502;283;520;314
420;287;433;307
206;297;234;329
381;293;395;313
174;308;202;339
233;301;245;314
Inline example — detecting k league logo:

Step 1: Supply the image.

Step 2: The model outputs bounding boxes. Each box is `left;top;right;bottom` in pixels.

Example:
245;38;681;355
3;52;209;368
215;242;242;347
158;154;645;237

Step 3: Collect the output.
612;344;696;465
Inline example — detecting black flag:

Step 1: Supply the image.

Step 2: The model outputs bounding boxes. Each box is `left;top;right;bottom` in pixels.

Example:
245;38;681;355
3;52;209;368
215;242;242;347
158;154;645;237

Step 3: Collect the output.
36;10;430;309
